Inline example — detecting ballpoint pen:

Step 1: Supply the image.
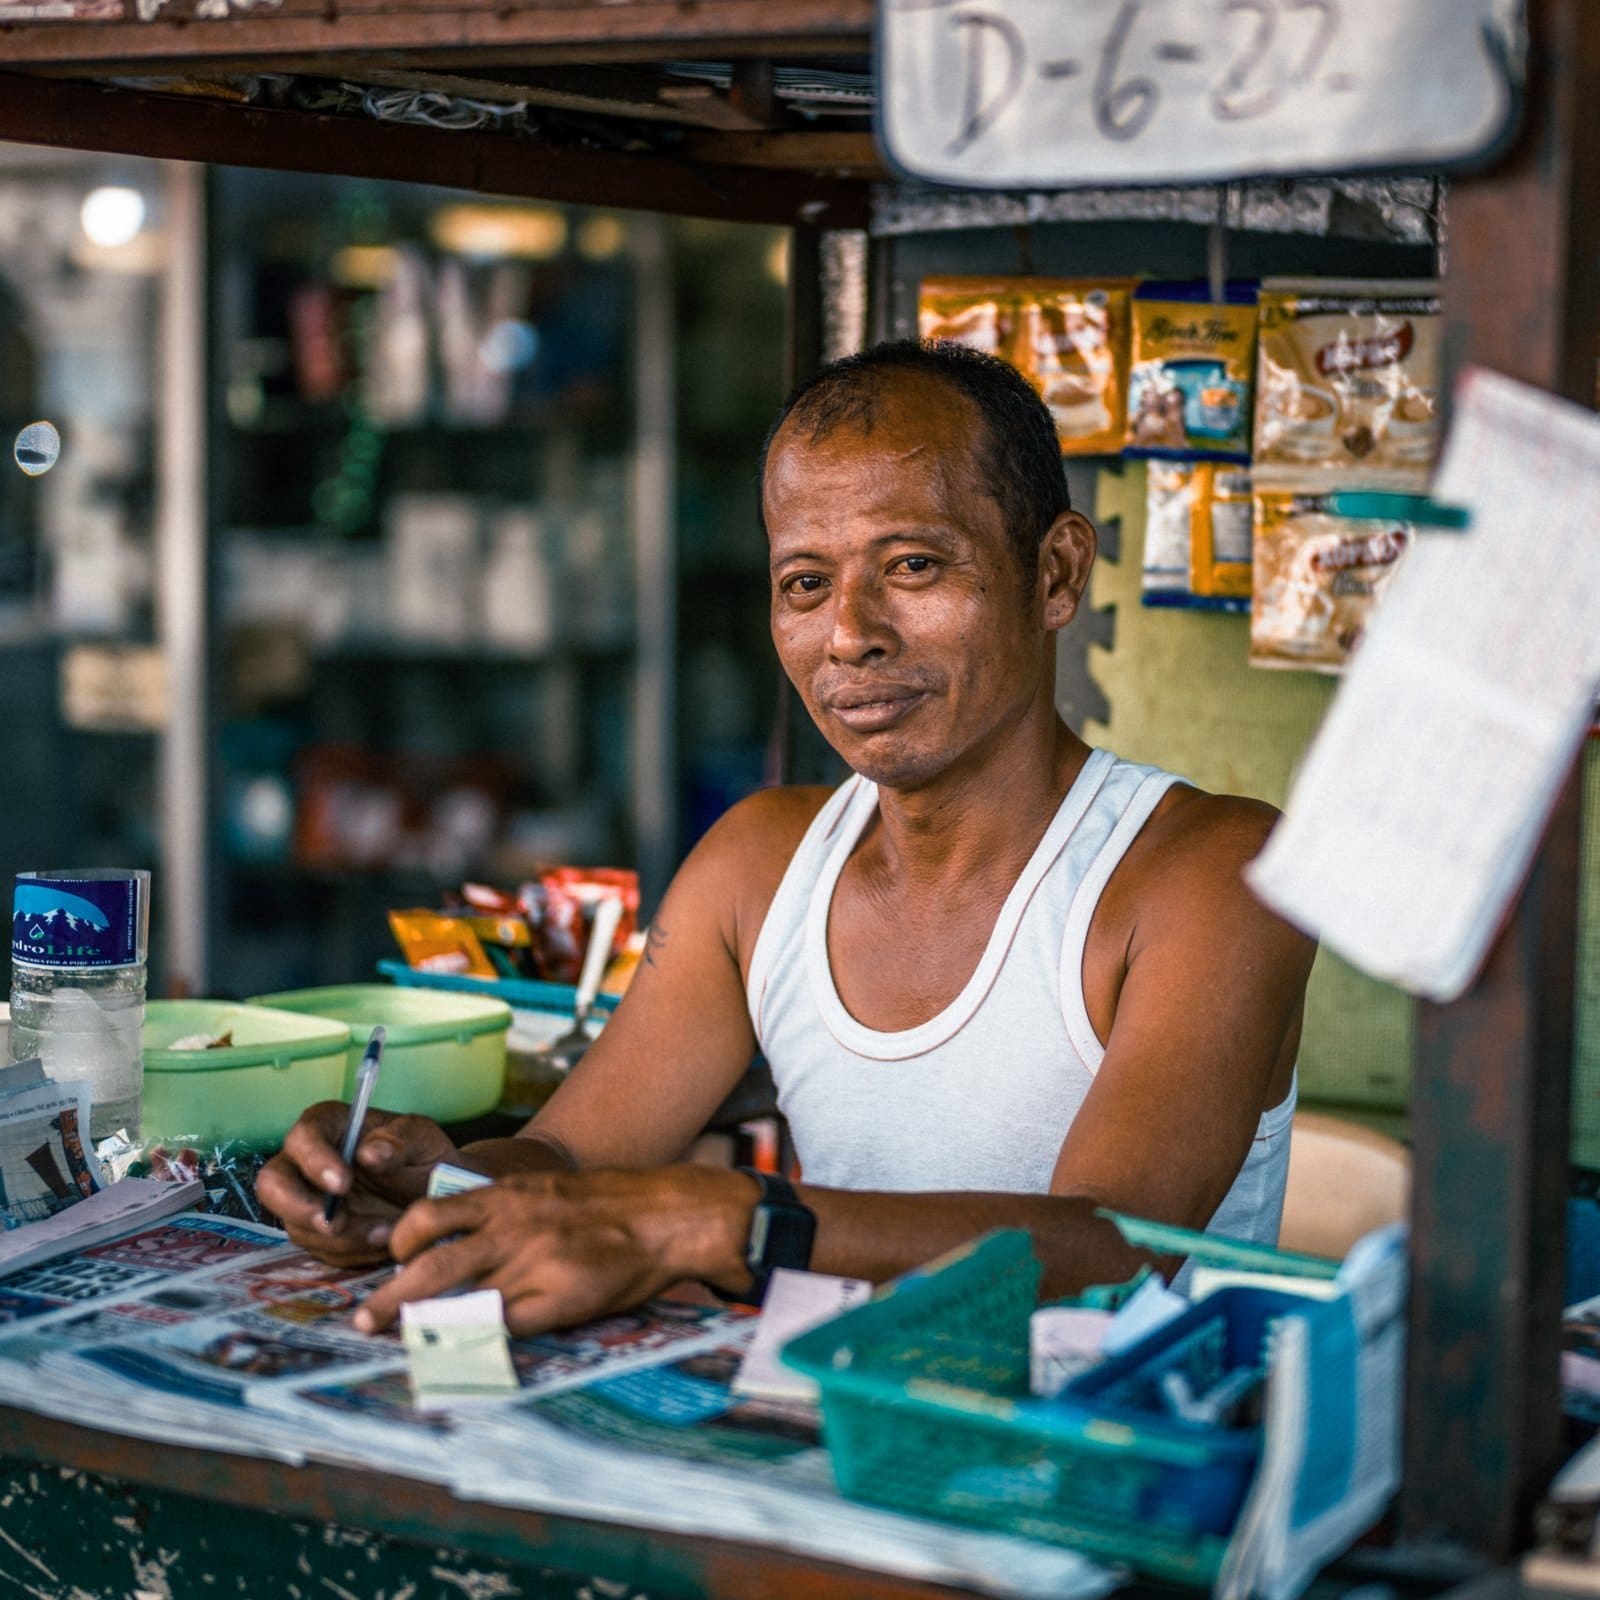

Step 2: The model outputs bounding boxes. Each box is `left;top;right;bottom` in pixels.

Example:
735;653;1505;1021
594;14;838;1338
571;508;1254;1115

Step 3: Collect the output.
323;1024;386;1225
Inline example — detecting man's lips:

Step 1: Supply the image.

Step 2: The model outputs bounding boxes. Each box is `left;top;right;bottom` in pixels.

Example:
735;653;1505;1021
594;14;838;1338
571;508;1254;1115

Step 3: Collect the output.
823;687;928;732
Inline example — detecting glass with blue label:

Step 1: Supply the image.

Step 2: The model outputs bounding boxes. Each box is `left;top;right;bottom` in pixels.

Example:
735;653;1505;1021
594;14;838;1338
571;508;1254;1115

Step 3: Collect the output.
10;869;150;1141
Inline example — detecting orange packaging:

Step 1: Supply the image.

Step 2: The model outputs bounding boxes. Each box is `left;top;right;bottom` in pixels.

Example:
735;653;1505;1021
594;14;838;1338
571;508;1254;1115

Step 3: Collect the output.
917;277;1012;357
1190;467;1254;602
917;276;1134;456
387;908;497;978
1010;278;1133;456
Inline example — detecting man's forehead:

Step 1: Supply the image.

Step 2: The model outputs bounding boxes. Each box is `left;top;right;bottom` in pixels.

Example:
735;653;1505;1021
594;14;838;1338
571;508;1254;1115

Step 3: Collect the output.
767;374;983;482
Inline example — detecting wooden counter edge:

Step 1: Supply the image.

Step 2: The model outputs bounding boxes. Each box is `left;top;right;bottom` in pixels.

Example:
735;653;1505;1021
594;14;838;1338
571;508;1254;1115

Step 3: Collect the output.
0;1402;988;1600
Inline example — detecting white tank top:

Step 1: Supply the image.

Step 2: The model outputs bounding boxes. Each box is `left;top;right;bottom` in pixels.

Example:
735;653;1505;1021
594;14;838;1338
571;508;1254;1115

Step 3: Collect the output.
744;748;1295;1262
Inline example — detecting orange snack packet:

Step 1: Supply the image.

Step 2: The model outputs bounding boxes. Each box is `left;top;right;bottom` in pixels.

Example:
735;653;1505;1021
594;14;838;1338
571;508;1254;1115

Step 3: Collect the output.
387;908;497;978
917;277;1012;357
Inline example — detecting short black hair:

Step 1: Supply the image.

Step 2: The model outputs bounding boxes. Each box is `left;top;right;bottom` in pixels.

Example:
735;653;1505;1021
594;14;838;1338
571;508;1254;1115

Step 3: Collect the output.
758;338;1072;581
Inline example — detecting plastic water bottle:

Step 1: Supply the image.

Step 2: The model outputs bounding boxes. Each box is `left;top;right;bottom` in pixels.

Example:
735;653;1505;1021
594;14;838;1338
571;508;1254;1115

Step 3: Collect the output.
9;869;149;1142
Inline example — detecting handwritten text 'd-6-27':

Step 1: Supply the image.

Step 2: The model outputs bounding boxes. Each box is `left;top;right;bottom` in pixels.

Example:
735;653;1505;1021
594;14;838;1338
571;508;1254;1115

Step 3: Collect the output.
878;0;1524;189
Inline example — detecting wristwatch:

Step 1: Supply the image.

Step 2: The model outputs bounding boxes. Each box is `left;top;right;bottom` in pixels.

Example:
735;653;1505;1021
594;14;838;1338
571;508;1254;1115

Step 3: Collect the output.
730;1167;816;1306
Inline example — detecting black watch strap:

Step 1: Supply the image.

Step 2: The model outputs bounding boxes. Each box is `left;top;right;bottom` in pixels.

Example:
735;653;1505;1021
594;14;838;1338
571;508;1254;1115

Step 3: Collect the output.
723;1166;816;1307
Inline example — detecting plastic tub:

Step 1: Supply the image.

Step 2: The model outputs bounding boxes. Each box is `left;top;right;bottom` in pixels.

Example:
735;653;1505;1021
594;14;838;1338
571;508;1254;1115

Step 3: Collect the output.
377;960;612;1114
142;999;352;1148
251;984;511;1124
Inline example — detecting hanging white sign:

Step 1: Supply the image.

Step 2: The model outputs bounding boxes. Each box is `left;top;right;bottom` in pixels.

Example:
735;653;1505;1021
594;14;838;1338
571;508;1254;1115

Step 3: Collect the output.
878;0;1524;189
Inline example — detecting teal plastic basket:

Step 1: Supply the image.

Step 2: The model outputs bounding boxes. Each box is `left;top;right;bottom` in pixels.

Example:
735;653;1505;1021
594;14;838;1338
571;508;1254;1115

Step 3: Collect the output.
782;1230;1282;1586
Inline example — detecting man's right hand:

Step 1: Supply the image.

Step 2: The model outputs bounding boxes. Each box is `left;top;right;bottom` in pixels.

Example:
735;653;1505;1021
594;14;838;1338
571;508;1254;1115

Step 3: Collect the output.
256;1104;458;1265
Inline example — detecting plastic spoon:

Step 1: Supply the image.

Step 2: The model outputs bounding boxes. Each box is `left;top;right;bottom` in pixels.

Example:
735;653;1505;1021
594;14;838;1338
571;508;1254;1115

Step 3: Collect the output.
540;894;624;1074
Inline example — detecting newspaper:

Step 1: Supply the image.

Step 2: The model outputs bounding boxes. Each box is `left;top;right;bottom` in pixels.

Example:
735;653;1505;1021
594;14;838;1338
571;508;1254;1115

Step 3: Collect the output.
0;1214;1115;1600
1217;1224;1407;1600
732;1268;871;1402
0;1177;204;1278
0;1070;100;1224
1248;368;1600;1000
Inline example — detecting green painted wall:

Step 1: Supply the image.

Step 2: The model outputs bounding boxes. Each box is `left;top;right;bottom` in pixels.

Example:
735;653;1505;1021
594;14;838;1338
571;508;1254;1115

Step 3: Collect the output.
1084;461;1600;1154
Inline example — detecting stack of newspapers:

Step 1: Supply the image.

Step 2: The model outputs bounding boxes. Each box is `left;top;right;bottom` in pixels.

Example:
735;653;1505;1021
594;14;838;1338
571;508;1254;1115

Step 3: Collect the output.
0;1205;1113;1600
0;1198;1404;1600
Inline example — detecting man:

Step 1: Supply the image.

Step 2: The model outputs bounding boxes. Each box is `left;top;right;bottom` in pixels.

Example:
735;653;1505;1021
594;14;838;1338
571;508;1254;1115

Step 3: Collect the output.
259;340;1315;1334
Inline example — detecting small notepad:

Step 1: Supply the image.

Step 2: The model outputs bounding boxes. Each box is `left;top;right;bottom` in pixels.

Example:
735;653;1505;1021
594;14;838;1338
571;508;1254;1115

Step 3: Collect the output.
401;1288;518;1408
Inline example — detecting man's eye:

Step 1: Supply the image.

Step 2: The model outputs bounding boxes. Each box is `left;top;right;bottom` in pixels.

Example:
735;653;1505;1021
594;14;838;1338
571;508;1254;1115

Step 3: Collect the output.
785;574;826;594
894;555;937;575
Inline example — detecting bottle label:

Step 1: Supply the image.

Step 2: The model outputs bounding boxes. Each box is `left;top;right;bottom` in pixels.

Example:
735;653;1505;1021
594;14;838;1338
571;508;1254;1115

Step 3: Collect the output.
12;876;143;969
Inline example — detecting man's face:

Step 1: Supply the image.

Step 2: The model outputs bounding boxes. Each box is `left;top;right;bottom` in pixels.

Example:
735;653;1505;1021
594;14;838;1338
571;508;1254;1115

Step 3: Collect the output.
764;375;1053;792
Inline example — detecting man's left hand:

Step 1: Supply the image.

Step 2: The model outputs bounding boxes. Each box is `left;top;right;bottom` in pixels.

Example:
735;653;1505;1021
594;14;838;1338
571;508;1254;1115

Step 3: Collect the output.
352;1166;757;1337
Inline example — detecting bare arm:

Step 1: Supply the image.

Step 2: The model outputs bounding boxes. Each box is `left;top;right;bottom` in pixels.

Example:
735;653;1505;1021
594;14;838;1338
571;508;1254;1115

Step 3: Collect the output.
258;787;819;1260
355;794;1315;1330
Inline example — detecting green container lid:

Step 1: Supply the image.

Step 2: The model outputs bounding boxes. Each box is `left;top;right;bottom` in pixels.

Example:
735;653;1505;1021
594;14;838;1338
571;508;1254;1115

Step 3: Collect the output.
250;984;511;1046
144;1000;352;1073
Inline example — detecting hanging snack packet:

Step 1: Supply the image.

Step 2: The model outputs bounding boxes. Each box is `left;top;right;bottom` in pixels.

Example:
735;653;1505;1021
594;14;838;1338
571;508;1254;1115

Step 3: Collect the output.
917;277;1012;357
1191;467;1253;604
1142;464;1252;611
1126;284;1258;462
1253;280;1443;489
1142;462;1203;605
1014;278;1133;456
1250;494;1414;672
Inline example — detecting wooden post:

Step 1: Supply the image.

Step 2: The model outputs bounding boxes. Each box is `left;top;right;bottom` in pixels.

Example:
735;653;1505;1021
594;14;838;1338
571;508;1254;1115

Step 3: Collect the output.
1400;0;1600;1558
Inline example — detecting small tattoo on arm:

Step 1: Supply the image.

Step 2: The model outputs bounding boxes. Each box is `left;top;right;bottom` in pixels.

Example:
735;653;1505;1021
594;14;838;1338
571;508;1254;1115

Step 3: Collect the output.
644;920;670;968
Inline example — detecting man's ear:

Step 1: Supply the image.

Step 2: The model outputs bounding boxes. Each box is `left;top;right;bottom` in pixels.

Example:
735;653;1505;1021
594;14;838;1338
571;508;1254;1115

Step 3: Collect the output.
1038;510;1097;631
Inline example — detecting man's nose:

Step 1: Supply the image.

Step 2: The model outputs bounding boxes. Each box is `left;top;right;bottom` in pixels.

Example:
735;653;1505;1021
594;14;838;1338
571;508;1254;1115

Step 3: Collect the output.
828;576;897;662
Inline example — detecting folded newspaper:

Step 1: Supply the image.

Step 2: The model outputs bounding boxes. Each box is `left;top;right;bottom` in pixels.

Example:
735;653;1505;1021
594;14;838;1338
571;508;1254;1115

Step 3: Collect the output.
0;1214;1114;1600
0;1061;100;1225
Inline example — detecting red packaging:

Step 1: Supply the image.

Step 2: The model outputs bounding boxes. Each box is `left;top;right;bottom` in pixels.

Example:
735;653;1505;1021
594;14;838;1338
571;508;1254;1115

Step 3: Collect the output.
520;868;639;985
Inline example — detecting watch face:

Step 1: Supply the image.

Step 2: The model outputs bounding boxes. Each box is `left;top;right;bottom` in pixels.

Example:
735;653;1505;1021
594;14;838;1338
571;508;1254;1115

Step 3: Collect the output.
749;1200;816;1276
747;1206;772;1268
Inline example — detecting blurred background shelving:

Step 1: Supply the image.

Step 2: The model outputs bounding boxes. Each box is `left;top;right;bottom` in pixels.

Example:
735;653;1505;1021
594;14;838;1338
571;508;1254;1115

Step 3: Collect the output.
0;147;791;999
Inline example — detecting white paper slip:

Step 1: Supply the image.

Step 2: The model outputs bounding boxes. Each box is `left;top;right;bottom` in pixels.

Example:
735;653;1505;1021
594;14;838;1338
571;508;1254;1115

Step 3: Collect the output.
426;1162;493;1199
1100;1274;1188;1358
402;1287;519;1407
1187;1269;1343;1304
0;1176;205;1278
1247;367;1600;1001
1029;1306;1113;1398
731;1268;872;1402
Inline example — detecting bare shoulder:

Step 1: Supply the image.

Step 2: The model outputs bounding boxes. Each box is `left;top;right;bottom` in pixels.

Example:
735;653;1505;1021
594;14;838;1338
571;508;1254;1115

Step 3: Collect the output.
1105;780;1303;949
699;784;836;874
671;783;838;967
1139;783;1280;868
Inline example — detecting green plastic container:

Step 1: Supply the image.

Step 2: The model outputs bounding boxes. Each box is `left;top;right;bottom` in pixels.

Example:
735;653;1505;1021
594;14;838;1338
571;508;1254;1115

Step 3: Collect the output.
251;984;511;1124
142;999;352;1148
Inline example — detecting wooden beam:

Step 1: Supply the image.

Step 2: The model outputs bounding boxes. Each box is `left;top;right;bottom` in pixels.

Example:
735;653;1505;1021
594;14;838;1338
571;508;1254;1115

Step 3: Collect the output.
656;82;770;133
682;131;884;177
1399;0;1600;1562
0;0;872;68
0;71;870;227
321;64;726;126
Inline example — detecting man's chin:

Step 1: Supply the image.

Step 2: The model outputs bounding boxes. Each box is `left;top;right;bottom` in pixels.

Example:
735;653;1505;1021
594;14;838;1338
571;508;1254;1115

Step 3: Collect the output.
826;733;948;791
